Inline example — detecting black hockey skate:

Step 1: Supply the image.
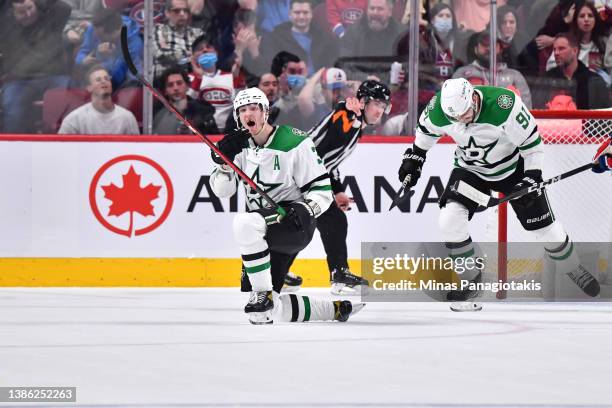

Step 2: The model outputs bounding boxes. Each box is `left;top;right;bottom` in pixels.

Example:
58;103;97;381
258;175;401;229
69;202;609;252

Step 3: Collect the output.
245;291;274;325
446;272;482;302
567;265;600;297
333;300;366;322
282;271;303;293
330;267;369;295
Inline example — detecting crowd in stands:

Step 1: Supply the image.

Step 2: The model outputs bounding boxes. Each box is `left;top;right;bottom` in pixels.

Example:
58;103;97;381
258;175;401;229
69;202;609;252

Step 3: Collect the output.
1;0;612;136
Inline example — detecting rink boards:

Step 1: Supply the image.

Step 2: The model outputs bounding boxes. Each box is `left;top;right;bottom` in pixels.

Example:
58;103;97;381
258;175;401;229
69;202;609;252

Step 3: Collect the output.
0;136;609;286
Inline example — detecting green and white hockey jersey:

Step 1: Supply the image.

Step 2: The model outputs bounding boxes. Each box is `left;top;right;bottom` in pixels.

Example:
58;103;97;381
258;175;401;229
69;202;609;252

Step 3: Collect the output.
210;125;333;215
416;86;543;181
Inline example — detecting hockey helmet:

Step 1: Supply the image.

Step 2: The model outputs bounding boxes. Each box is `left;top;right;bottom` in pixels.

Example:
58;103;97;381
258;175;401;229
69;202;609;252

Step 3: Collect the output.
440;78;475;121
356;80;392;115
233;87;270;125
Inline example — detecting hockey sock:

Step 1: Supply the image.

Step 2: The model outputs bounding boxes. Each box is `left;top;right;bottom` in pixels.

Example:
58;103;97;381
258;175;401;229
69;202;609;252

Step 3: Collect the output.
279;294;335;322
446;237;480;281
233;213;272;291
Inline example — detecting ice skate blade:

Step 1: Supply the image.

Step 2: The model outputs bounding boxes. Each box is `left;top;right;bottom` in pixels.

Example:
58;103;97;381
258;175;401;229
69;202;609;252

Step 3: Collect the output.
331;283;366;296
281;285;301;293
450;302;483;312
248;311;273;325
350;302;366;317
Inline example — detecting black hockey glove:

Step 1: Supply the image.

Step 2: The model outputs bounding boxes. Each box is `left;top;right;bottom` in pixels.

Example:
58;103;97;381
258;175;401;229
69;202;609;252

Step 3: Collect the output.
211;128;251;165
512;169;543;202
398;145;427;187
282;201;316;232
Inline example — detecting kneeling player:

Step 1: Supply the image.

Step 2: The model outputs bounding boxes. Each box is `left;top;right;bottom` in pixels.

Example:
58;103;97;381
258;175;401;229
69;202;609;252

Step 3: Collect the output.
397;78;600;309
209;87;365;324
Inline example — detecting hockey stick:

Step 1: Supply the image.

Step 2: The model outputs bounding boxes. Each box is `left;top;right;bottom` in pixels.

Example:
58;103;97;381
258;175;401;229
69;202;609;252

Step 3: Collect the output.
452;162;594;208
119;26;286;217
389;174;411;210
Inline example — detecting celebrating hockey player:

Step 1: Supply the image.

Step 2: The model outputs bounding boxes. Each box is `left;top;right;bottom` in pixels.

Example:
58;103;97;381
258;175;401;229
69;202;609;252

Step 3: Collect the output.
397;78;600;308
592;138;612;173
209;87;365;324
286;80;392;295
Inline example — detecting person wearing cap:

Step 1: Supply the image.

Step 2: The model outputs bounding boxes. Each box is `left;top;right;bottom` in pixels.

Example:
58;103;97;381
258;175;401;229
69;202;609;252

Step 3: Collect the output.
396;78;600;310
284;79;392;295
453;31;533;108
297;67;349;130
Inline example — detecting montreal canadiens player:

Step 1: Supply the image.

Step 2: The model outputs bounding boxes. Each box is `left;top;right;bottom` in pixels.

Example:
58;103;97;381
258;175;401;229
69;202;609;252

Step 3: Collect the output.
209;87;365;324
397;78;600;310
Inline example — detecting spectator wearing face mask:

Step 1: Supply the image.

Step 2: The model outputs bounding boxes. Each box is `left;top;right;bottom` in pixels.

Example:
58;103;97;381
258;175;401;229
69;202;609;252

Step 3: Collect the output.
271;52;310;129
396;3;471;111
187;34;244;132
453;31;532;108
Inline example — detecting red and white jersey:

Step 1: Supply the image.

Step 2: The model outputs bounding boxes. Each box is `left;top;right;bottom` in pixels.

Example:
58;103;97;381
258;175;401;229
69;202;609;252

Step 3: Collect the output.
189;70;240;131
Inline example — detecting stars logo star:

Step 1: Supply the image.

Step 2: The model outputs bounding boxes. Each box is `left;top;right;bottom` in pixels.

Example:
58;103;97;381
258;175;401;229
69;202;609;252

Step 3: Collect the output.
458;136;498;165
243;166;282;208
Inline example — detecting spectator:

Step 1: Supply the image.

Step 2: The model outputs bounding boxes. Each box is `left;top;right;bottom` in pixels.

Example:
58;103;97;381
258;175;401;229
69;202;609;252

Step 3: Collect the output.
58;66;139;134
187;35;243;132
297;67;349;130
568;1;608;79
536;33;609;109
452;0;507;32
63;0;104;48
1;0;71;133
76;8;143;90
258;0;291;32
188;0;234;40
154;66;218;134
327;0;367;38
153;0;203;78
453;31;533;108
219;9;261;78
273;53;310;128
495;5;535;73
340;0;403;58
396;3;471;109
225;72;280;129
260;0;338;76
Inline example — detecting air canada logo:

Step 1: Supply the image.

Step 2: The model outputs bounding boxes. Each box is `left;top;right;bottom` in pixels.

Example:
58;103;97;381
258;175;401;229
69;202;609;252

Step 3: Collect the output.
89;155;174;237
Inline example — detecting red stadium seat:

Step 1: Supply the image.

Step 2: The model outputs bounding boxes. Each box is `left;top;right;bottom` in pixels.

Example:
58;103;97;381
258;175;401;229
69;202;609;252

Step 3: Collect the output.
42;88;90;133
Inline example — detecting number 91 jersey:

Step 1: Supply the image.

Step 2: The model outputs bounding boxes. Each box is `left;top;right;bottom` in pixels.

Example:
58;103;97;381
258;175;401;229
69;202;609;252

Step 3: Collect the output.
416;86;543;182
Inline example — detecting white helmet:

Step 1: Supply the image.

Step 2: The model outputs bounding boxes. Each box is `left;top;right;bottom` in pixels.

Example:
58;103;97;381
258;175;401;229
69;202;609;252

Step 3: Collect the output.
233;87;270;125
440;78;475;120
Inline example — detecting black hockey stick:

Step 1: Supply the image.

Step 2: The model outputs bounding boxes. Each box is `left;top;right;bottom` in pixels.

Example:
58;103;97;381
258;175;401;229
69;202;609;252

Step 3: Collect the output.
389;174;411;210
452;162;595;208
119;26;286;217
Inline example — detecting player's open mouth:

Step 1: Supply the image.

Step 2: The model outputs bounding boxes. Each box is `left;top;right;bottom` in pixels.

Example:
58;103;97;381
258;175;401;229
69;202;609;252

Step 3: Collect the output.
247;120;256;127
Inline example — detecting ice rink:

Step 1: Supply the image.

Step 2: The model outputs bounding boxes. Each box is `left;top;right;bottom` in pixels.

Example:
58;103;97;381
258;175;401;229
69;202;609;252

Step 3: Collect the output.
1;287;611;408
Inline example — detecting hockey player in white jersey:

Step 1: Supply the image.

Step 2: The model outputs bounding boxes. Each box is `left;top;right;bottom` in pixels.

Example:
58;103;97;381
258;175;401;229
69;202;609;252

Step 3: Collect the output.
397;78;600;309
209;87;365;324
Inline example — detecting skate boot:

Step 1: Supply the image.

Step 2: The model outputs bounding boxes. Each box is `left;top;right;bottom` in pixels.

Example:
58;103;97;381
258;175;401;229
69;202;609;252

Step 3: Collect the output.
450;302;483;312
333;300;366;322
330;267;369;295
282;271;303;293
567;265;600;297
244;291;274;325
446;272;482;302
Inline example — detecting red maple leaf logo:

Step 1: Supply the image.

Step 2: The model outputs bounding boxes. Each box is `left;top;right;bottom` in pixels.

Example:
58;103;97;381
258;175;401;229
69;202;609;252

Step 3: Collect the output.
101;166;161;237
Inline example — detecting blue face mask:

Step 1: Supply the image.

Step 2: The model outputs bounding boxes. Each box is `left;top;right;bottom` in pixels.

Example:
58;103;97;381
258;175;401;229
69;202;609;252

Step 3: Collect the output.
198;53;218;69
287;74;306;89
432;17;453;35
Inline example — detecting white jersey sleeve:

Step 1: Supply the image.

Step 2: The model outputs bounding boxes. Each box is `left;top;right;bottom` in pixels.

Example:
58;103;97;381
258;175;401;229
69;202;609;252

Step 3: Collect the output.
292;137;333;217
504;95;543;172
210;164;237;198
414;94;449;151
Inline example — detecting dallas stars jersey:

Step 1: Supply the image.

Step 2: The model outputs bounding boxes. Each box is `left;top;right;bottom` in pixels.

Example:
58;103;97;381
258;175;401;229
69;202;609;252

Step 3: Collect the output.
416;86;543;181
210;125;333;215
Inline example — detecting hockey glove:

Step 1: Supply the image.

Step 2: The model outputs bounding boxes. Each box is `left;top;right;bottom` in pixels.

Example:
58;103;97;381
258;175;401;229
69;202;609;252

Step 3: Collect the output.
512;169;543;201
211;128;251;165
398;145;427;187
282;201;316;232
592;138;612;173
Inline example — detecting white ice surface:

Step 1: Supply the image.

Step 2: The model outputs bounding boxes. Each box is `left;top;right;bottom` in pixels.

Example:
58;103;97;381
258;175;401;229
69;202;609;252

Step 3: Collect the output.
0;288;611;408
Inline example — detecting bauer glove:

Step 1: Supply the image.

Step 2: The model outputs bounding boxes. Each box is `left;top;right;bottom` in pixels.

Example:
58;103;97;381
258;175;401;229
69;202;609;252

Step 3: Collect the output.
398;145;427;187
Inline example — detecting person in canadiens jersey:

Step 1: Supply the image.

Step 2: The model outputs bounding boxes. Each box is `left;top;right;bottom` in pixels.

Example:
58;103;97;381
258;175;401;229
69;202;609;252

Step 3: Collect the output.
397;78;600;301
209;87;365;324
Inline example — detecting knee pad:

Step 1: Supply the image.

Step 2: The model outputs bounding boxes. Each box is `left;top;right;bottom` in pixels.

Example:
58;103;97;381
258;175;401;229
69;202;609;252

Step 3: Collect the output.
533;220;567;243
439;201;470;243
232;212;266;247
